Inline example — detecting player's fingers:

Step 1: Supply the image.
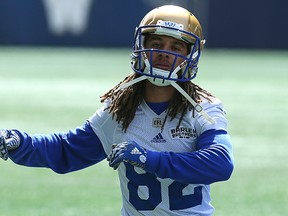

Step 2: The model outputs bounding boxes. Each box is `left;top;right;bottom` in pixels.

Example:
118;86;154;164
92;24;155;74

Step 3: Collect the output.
5;138;18;150
0;136;8;160
112;162;121;170
108;143;127;161
109;153;125;169
107;148;120;162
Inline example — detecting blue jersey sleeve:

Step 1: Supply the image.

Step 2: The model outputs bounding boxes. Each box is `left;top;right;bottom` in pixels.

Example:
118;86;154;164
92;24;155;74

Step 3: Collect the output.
9;121;107;174
145;129;234;185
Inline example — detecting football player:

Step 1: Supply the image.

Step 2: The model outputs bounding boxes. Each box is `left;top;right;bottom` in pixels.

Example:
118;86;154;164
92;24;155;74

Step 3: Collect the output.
0;5;234;215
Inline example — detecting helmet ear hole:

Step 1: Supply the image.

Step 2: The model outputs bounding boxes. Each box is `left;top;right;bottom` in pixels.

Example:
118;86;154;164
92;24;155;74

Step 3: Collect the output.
200;39;206;50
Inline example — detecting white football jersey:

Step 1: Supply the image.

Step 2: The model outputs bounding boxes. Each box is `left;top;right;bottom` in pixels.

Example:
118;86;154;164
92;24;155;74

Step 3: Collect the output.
89;98;227;216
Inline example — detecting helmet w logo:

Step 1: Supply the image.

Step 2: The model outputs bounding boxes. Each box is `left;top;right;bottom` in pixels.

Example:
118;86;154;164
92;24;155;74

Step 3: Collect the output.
157;20;184;30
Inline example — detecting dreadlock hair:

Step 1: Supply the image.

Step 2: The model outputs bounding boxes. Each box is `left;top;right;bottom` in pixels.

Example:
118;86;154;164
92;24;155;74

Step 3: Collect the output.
100;73;214;132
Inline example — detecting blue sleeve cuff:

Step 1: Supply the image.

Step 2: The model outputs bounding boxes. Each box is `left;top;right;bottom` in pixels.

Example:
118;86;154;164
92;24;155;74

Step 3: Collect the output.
145;150;160;174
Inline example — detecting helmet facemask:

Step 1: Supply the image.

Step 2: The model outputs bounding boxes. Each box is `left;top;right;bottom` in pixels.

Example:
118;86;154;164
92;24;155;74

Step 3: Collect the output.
131;24;201;86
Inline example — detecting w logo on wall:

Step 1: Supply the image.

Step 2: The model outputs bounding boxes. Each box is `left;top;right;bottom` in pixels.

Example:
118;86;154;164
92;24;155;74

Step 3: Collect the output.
42;0;93;35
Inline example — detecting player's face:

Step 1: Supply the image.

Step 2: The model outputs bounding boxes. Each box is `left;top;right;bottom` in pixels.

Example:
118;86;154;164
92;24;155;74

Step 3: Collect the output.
144;34;189;71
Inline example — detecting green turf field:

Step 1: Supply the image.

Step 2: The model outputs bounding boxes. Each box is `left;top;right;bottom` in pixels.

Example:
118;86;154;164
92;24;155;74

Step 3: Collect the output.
0;47;287;215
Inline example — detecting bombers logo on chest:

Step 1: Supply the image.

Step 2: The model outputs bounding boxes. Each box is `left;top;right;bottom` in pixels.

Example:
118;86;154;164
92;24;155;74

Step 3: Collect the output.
152;118;197;139
170;126;197;139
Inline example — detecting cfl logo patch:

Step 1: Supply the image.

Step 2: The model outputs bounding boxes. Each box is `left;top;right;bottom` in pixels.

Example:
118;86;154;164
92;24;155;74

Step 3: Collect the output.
152;118;164;128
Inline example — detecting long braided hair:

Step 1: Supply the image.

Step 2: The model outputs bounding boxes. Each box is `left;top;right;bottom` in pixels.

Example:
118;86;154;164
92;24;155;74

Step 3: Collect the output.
100;73;214;132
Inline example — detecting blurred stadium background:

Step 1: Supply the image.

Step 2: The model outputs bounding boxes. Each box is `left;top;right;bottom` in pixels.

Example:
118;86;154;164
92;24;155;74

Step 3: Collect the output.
0;0;287;215
1;0;287;49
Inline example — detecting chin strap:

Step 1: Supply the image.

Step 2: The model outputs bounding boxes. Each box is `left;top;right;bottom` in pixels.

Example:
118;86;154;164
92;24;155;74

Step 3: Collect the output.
118;76;147;90
116;76;215;124
169;81;215;124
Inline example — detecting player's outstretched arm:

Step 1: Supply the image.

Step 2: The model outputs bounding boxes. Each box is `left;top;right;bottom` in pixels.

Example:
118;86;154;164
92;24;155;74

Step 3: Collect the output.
0;130;21;160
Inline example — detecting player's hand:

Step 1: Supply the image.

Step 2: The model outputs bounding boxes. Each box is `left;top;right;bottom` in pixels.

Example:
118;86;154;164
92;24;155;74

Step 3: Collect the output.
107;141;147;170
0;130;21;160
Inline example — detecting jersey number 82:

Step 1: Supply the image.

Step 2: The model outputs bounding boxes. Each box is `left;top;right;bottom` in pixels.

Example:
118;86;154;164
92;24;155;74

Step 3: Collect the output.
125;163;203;211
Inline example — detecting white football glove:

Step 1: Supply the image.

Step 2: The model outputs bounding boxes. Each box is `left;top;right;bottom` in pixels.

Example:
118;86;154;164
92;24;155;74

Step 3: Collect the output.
0;130;21;160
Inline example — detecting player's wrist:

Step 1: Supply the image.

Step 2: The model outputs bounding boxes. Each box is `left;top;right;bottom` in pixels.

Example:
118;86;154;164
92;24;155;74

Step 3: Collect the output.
143;150;160;173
